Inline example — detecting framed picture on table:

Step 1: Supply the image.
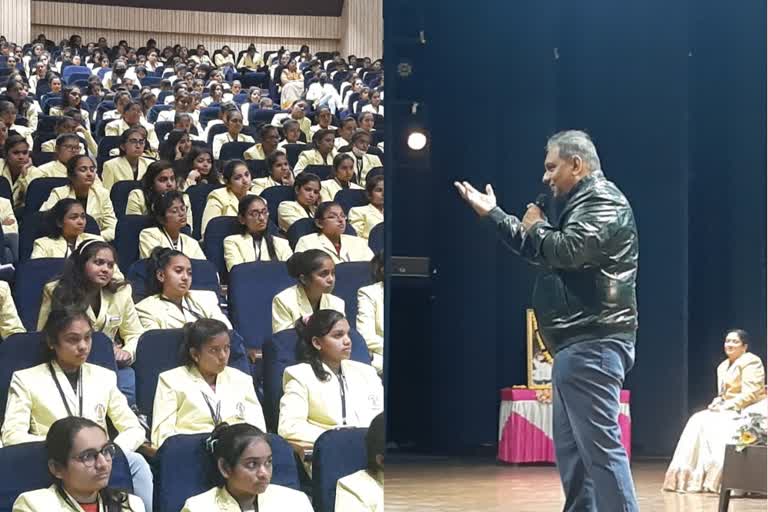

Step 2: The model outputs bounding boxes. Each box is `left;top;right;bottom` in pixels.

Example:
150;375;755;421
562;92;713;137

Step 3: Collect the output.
526;308;553;390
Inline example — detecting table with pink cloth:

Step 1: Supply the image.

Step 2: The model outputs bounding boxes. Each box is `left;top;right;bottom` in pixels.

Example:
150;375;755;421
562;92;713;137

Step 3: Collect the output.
497;388;631;463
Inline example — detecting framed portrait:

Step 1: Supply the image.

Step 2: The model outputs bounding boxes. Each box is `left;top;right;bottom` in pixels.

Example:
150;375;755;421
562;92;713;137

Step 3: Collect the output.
526;308;553;390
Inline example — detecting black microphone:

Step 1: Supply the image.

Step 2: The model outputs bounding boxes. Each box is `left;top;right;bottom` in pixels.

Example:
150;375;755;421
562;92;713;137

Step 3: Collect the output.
534;193;550;211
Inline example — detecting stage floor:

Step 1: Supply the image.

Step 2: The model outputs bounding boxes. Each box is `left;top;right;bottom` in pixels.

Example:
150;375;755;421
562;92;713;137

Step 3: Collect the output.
385;456;767;511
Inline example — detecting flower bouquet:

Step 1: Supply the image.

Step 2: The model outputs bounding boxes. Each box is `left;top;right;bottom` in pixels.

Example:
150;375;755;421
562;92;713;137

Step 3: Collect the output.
733;412;767;453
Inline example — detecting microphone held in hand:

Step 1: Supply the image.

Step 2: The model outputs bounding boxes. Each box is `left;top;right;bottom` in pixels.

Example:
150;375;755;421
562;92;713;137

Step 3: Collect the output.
534;193;550;211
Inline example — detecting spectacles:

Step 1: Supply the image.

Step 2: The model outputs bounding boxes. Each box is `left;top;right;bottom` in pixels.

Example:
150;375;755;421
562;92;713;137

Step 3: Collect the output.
127;138;146;145
73;443;117;467
247;209;269;218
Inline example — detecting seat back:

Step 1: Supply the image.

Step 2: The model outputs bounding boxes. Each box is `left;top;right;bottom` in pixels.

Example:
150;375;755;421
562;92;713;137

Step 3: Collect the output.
0;177;11;202
219;141;252;162
334;262;374;330
312;428;369;512
199;106;220;128
282;143;305;169
186;183;223;240
334;189;368;214
303;164;333;181
368;222;384;254
96;136;122;174
127;257;220;303
286;218;315;250
24;177;68;213
154;121;174;143
248;108;281;129
259;186;294;227
113;215;153;269
246;159;267;178
13;258;66;330
109;180;142;222
201;216;240;283
206;123;228;147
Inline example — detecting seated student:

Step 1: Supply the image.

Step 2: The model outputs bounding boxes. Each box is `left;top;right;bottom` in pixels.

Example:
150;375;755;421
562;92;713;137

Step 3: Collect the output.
151;318;266;449
12;417;145;512
102;90;132;121
212;110;254;160
310;106;337;135
278;310;383;449
356;254;384;375
102;127;154;191
335;413;384;512
135;248;229;329
294;129;338;173
126;160;192;222
277;119;307;149
223;195;293;271
277;172;321;233
663;329;766;493
179;146;220;190
240;87;262;125
2;134;39;207
40;155;117;241
343;129;382;187
243;124;280;161
0;99;33;147
37;240;145;403
26;133;82;183
32;198;104;259
139;190;207;260
201;159;255;238
170;113;204;143
251;150;294;195
200;81;225;108
48;85;91;130
214;47;236;71
357;112;376;136
334;117;357;150
157;92;204;134
320;154;364;203
361;89;384;117
40;116;88;155
295;202;374;264
272;250;345;334
0;280;24;339
348;175;384;240
182;424;313;512
271;100;311;142
158;128;192;166
4;307;152;511
105;100;160;152
237;45;265;72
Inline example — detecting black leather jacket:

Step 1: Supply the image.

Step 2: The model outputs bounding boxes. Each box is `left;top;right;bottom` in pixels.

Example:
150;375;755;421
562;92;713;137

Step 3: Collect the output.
487;170;638;353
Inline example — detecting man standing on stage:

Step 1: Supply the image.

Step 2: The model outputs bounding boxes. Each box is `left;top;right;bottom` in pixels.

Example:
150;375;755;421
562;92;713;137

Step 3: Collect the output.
455;130;639;512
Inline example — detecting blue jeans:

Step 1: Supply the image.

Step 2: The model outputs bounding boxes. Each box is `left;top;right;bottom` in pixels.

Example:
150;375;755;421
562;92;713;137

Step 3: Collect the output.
117;367;136;408
552;337;639;512
125;451;153;512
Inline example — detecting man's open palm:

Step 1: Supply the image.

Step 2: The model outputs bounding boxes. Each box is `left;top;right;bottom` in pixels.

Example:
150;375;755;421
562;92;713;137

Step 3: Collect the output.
454;181;497;217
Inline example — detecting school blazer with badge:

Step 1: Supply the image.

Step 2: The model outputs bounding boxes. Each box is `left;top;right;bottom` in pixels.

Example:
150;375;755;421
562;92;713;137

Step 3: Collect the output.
40;184;118;241
294;233;374;264
151;365;266;448
201;187;255;238
223;232;293;271
272;284;345;334
357;282;384;375
278;360;383;447
13;485;145;512
0;280;25;340
37;281;145;359
181;484;312;512
102;156;152;190
716;352;766;411
1;361;145;452
294;148;338;173
348;204;383;240
320;179;363;204
138;227;206;260
335;469;384;512
342;152;382;187
135;290;231;330
277;201;316;232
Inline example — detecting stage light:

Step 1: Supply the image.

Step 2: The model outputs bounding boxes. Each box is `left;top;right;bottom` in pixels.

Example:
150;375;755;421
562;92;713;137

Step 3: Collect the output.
407;131;427;151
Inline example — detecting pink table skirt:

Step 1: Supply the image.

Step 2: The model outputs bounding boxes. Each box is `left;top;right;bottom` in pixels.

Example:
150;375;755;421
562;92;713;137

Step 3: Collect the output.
498;388;631;464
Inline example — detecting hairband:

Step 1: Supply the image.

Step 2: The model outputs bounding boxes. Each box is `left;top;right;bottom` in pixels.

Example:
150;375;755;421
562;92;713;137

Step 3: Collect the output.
75;238;100;255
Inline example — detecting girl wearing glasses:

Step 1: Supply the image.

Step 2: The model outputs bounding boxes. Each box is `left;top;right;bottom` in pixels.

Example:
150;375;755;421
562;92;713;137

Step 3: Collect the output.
223;195;292;271
102;128;153;191
295;202;373;264
319;154;363;203
181;423;312;511
151;318;266;450
138;191;204;259
12;416;145;511
3;307;152;511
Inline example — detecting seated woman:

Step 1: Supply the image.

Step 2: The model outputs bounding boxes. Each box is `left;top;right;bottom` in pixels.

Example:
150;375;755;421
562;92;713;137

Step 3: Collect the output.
278;310;383;449
360;90;384;117
251;150;294;195
181;423;312;512
139;191;205;260
4;307;152;511
310;106;337;135
320;154;363;203
3;134;38;208
102;127;153;191
40;155;117;241
343;129;382;187
349;175;384;240
0;279;24;339
48;85;91;131
37;240;144;403
335;413;384;512
12;417;145;512
295;202;374;264
278;119;307;149
212;110;254;160
240;87;261;125
32;198;104;259
294;129;337;173
277;172;321;233
158;128;192;168
201;159;255;238
244;124;280;161
126;160;192;225
200;81;225;108
105;101;159;153
356;254;384;375
663;329;766;493
223;195;293;271
136;248;230;330
180;146;220;190
334;118;358;150
280;59;305;109
151;318;266;449
272;250;345;334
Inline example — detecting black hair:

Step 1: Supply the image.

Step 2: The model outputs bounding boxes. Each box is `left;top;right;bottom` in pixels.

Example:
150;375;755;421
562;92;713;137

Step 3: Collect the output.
42;305;92;360
46;417;135;512
370;251;384;282
150;189;185;228
365;174;384;195
3;133;28;154
725;328;750;346
313;201;343;233
52;240;125;309
285;248;333;282
60;85;81;108
294;309;347;381
181;318;230;367
206;422;271;487
258;123;279;140
118;126;146;157
222;159;248;184
350;129;371;145
65;154;94;179
366;413;385;475
293;172;321;193
54;115;79;132
311;128;335;148
45;198;84;239
180;145;219;184
237;194;278;260
140;160;175;213
159;129;190;162
332;153;355;181
55;133;80;148
146;246;189;296
265;150;289;178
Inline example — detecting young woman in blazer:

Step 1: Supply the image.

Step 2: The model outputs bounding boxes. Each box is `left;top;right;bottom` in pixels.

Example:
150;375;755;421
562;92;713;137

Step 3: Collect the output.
126;160;192;226
32;198;105;259
179;146;220;191
348;174;384;240
276;172;321;233
201;159;255;238
138;191;204;260
294;129;337;173
250;150;294;195
223;195;293;271
294;202;373;264
212;111;254;160
335;413;384;512
101;127;153;191
319;154;363;203
356;254;384;375
243;124;280;161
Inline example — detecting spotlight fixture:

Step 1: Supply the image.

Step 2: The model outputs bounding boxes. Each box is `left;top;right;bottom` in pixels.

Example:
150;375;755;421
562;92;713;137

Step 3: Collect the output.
407;131;428;151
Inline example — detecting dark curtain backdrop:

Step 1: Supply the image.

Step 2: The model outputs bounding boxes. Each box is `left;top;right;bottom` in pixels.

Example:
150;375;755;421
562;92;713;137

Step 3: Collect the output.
386;0;766;457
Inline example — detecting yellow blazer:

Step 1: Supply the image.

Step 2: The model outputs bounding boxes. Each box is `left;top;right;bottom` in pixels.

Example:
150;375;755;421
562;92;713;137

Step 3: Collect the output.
223;233;293;271
348;204;383;240
105;119;159;150
40;184;117;241
716;352;766;411
151;365;266;448
181;484;311;512
278;361;383;447
272;285;345;334
201;187;255;238
335;470;384;512
0;196;18;234
138;227;206;260
294;233;374;264
135;290;231;330
1;361;145;452
28;159;67;180
251;176;283;195
334;137;351;150
125;189;193;229
0;280;24;339
294;149;337;173
13;485;144;512
243;142;269;161
278;139;306;150
40;138;85;156
277;201;316;232
213;133;254;160
0;161;37;208
30;233;104;259
357;282;383;375
320;179;363;204
38;281;145;359
343;152;382;187
102;156;152;191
